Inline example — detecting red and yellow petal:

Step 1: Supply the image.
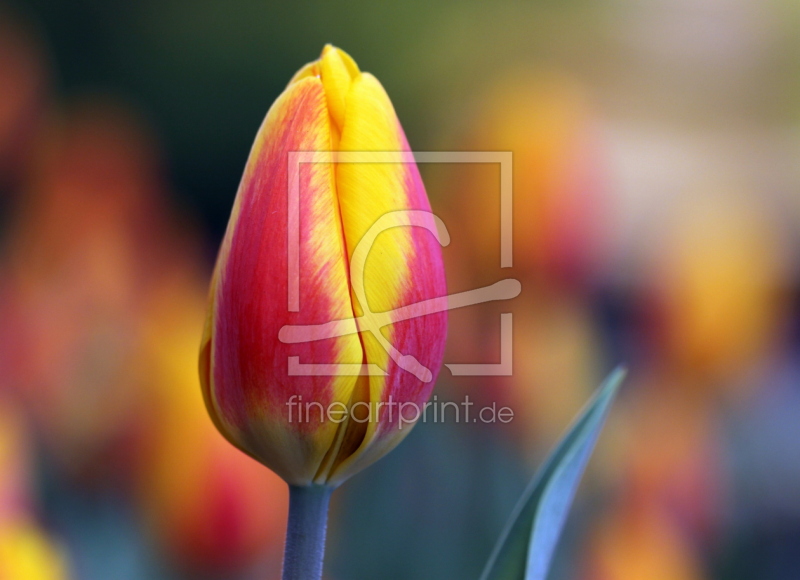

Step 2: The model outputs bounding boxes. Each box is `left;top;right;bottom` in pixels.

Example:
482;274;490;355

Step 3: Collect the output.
203;76;363;486
326;71;447;484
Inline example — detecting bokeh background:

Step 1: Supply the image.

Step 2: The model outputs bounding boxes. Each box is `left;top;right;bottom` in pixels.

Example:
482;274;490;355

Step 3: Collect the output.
1;0;800;578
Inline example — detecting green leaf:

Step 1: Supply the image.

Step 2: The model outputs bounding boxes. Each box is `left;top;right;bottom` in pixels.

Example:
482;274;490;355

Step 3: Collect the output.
479;367;626;580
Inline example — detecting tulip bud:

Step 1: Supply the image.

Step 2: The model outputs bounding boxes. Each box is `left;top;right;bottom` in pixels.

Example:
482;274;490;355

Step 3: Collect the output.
200;45;447;487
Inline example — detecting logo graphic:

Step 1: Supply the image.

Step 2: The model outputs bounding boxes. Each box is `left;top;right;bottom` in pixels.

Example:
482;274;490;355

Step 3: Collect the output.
279;151;519;380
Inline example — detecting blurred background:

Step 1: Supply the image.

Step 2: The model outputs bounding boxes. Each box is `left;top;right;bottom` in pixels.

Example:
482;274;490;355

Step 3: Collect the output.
1;0;799;578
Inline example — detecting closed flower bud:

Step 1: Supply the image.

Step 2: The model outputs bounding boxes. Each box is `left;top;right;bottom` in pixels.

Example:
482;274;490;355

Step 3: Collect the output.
200;45;447;487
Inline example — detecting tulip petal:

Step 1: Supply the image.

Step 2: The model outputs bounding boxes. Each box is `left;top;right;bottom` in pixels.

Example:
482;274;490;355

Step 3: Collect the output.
319;45;358;130
327;73;447;484
204;76;364;485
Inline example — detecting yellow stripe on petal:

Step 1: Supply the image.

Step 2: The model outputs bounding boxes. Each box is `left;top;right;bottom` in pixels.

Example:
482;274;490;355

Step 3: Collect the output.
333;72;419;466
337;72;415;311
320;45;359;130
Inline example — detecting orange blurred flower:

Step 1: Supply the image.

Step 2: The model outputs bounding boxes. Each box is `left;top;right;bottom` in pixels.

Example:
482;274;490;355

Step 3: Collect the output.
581;502;706;580
441;69;610;291
645;189;787;394
0;101;172;482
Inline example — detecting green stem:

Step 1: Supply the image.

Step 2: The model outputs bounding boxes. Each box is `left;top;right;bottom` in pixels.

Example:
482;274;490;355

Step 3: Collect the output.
281;485;333;580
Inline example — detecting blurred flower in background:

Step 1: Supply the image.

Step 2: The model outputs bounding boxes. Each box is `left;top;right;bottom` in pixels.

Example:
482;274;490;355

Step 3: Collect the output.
644;190;788;394
581;499;706;580
433;68;610;463
446;70;611;290
1;101;164;484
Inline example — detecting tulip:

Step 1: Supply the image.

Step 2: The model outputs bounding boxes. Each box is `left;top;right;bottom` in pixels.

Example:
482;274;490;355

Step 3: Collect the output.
199;45;447;579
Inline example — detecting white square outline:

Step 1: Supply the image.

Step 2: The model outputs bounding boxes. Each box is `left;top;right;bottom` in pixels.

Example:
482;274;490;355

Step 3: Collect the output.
286;151;514;377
